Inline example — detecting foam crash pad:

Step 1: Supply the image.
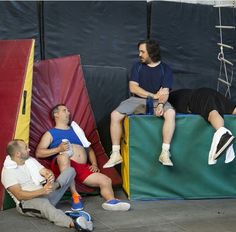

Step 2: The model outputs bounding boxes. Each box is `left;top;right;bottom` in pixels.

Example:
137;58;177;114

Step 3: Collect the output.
30;55;122;193
121;114;236;200
0;39;35;209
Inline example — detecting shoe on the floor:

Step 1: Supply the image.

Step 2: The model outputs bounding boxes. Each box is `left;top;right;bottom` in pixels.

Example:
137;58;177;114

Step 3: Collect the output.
65;210;92;221
74;216;93;231
102;199;130;211
71;197;84;211
159;150;173;166
213;132;235;160
103;151;123;168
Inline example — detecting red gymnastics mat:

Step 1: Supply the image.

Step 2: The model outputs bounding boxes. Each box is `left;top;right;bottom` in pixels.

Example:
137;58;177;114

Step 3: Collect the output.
30;55;122;193
0;39;34;209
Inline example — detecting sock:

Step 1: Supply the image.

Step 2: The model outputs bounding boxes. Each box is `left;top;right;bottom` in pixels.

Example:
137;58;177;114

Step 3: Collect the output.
216;127;225;132
162;143;170;151
112;145;120;152
72;193;80;203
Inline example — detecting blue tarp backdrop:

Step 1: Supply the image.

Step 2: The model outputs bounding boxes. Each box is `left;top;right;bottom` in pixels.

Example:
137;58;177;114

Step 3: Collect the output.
0;1;235;98
0;0;235;153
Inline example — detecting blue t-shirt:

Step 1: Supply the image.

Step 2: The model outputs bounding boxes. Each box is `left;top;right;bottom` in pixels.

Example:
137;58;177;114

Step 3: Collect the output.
48;127;83;149
130;61;173;94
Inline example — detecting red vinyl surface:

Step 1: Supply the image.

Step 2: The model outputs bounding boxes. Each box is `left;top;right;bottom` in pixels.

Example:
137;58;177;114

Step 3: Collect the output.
0;39;33;209
30;55;121;193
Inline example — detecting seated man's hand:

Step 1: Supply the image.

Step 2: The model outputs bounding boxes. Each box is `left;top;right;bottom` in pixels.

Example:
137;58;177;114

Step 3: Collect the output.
155;104;164;117
154;87;169;100
89;164;100;173
40;168;55;184
43;182;54;195
45;170;55;184
58;142;70;153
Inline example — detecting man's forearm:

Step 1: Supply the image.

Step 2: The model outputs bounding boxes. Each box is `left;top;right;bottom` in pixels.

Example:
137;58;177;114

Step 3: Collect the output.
88;148;98;166
36;147;60;158
158;94;169;104
8;187;46;201
129;83;155;98
18;189;46;200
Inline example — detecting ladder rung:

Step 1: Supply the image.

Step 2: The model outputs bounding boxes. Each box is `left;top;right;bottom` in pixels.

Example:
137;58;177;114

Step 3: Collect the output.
214;4;235;8
215;25;235;29
218;78;232;86
217;43;234;49
220;58;234;66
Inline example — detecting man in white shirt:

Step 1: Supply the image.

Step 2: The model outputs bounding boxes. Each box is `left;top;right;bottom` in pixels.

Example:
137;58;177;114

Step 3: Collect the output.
1;139;93;231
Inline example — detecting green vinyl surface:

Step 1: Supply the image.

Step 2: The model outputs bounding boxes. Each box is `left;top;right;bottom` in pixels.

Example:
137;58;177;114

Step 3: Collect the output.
126;114;236;200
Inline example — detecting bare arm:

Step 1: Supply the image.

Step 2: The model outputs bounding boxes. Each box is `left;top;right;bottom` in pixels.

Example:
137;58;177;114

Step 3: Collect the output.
88;147;100;173
156;88;169;104
129;81;156;99
35;132;68;158
129;81;169;101
155;88;170;117
8;183;53;201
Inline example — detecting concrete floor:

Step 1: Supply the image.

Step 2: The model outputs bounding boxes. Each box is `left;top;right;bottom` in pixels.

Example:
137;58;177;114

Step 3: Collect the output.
1;188;236;232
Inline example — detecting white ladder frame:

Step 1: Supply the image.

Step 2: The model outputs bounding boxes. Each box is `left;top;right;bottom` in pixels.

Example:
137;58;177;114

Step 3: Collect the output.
214;1;235;99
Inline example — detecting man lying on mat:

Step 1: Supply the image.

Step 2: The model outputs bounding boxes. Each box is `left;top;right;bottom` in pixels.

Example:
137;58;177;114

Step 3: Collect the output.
36;104;130;211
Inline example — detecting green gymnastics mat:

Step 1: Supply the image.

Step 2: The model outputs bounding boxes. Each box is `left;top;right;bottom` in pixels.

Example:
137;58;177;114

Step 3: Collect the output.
121;114;236;200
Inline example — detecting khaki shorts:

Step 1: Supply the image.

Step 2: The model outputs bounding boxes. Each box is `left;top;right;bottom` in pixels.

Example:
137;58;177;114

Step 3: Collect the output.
115;96;174;115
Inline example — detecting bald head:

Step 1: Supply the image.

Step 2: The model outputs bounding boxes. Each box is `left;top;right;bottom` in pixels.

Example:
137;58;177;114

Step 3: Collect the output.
7;139;25;158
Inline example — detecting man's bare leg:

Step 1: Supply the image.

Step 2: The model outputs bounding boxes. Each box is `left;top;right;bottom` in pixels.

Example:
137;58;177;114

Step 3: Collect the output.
159;108;175;166
110;111;125;145
103;111;125;168
83;173;114;200
162;108;176;144
83;172;130;211
232;107;236;115
208;110;224;130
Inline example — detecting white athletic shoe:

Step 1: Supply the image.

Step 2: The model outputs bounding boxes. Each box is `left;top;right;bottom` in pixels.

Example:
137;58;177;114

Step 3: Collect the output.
103;151;123;168
159;150;173;166
102;199;130;211
75;216;93;231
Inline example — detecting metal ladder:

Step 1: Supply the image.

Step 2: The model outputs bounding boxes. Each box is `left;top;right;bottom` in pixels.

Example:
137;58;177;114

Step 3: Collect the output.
214;0;235;99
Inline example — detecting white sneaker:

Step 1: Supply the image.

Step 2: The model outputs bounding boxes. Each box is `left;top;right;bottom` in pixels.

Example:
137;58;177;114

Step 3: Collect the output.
75;216;93;231
103;151;123;168
102;199;130;211
159;150;173;166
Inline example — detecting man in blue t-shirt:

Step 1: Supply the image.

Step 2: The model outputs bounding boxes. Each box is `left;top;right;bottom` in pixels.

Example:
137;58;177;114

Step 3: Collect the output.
103;39;176;168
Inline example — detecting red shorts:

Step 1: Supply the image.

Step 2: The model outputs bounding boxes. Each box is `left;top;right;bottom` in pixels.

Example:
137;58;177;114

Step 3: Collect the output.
70;160;93;183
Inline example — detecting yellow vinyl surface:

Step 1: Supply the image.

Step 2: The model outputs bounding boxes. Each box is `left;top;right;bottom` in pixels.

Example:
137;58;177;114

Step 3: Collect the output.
121;116;130;198
14;40;34;145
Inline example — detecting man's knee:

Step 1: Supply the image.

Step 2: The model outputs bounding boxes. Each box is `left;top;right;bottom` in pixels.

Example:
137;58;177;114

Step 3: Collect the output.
164;108;176;119
106;175;112;184
101;175;112;187
89;174;112;188
62;167;76;179
111;110;125;122
233;108;236;115
208;110;218;117
57;155;71;171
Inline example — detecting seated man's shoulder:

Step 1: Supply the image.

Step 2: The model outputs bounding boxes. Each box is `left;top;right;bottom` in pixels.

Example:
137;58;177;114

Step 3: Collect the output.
43;130;53;137
161;62;172;70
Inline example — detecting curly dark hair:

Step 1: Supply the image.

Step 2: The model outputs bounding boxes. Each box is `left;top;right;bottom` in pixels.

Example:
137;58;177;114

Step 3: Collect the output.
138;39;161;62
